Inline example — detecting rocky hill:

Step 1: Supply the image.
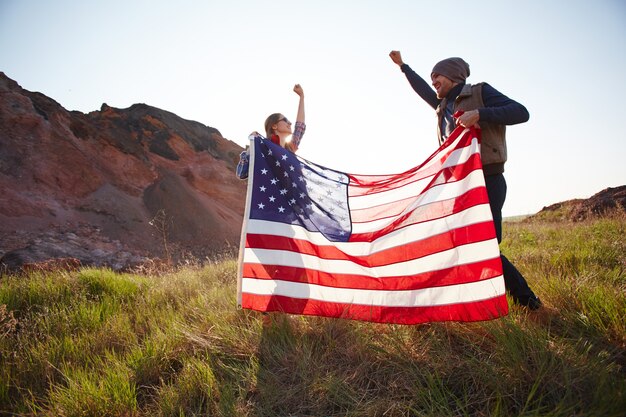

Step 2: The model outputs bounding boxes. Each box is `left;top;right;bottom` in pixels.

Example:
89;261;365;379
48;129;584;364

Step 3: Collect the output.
0;72;246;270
526;186;625;222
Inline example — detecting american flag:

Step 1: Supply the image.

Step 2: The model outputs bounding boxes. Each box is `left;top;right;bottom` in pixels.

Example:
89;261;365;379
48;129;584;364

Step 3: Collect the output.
236;127;508;324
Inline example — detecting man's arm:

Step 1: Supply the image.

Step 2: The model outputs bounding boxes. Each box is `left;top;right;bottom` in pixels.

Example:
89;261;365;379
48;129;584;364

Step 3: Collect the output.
456;83;529;128
478;83;529;125
401;64;440;110
389;50;440;110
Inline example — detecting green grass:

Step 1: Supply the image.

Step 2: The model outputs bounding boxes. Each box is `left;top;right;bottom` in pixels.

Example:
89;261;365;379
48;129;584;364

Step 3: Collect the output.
1;216;624;416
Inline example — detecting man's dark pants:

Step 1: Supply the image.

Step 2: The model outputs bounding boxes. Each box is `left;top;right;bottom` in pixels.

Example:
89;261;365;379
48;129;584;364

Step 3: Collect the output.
485;173;539;306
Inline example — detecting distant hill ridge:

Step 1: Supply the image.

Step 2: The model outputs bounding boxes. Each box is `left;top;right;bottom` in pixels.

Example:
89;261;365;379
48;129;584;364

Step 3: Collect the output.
0;72;246;270
528;186;626;222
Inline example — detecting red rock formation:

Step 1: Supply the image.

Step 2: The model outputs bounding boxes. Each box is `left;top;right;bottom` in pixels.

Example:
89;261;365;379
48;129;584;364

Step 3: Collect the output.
0;72;247;269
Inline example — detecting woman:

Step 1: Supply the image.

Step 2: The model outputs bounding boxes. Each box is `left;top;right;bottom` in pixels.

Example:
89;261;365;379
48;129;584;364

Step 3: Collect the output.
236;84;305;179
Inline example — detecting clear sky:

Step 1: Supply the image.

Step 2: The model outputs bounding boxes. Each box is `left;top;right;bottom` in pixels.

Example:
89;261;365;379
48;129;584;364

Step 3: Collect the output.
1;0;625;216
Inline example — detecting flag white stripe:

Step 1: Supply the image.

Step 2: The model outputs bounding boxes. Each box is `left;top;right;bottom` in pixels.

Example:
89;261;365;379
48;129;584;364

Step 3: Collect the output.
441;137;481;169
351;170;486;234
348;137;480;210
349;168;485;219
243;238;500;277
241;274;505;307
348;175;431;210
393;129;474;178
246;203;494;256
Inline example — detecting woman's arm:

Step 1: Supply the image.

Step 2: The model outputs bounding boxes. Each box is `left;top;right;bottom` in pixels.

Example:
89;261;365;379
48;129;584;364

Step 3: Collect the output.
294;84;305;123
288;84;306;153
287;122;306;153
235;148;249;179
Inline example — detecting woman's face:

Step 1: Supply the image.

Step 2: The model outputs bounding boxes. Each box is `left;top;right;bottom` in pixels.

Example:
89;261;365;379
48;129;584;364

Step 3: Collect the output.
273;114;292;135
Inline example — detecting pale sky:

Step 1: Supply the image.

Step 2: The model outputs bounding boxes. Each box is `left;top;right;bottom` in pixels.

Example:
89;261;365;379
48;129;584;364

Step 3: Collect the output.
1;0;625;216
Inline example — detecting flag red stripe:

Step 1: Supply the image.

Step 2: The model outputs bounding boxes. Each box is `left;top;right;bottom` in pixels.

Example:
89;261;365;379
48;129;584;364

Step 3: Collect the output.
350;153;484;223
241;293;508;325
242;257;502;291
346;128;474;196
349;187;490;242
246;221;496;266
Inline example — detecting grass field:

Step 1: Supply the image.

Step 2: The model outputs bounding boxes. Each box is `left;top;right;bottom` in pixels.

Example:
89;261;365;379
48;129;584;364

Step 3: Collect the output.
1;214;624;416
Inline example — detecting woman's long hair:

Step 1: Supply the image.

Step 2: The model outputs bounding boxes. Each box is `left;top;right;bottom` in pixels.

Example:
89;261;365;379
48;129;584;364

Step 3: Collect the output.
264;113;282;144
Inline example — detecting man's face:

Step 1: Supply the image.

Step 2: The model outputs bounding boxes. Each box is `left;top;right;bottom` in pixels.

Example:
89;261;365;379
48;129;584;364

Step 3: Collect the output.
431;73;456;99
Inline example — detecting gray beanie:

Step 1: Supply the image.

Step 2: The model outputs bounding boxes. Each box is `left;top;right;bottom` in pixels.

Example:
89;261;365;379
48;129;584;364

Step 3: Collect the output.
431;57;470;83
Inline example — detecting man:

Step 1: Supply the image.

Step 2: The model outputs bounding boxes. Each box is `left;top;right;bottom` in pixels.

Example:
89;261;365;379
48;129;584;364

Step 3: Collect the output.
389;50;541;310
